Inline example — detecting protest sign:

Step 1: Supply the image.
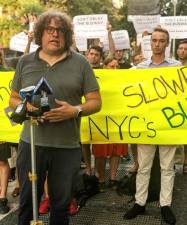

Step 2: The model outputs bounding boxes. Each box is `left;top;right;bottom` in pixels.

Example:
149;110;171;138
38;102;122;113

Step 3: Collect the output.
103;30;130;51
1;67;187;144
130;15;160;34
160;16;187;39
74;36;87;52
73;14;108;38
9;32;38;53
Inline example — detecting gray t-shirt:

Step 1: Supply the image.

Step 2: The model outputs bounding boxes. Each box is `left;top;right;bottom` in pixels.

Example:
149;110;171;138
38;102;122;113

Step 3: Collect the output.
11;50;99;148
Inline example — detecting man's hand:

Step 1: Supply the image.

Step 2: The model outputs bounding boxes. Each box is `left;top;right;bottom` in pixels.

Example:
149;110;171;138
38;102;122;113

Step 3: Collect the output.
43;99;78;122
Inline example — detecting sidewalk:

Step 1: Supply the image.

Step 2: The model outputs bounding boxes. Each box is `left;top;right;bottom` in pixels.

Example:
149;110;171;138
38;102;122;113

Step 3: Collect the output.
1;158;187;225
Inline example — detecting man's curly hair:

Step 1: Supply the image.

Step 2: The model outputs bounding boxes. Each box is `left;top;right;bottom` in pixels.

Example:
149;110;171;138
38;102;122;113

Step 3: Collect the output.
34;11;73;51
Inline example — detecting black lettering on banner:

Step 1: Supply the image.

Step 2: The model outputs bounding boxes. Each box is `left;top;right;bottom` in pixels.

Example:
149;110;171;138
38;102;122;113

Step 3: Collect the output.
123;85;143;108
88;115;157;141
0;87;10;101
107;115;128;140
159;72;185;95
147;122;156;137
139;83;159;104
180;66;187;83
123;67;187;108
153;77;168;99
128;116;141;138
88;116;109;140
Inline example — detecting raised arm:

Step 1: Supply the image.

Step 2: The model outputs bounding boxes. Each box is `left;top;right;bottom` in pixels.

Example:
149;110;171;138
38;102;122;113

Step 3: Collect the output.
107;22;115;54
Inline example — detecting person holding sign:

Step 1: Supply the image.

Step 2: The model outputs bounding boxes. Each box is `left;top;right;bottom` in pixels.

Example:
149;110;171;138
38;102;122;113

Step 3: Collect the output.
124;27;181;225
9;11;101;225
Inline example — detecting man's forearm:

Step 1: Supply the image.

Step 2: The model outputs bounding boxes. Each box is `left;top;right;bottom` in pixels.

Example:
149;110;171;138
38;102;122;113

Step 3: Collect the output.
80;98;102;117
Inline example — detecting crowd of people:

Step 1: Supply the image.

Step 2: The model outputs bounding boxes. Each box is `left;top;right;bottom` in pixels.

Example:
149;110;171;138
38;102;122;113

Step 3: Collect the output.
0;9;187;225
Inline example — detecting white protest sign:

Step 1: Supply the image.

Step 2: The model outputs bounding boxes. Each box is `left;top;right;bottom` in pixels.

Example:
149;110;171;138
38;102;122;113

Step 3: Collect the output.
112;30;130;50
130;15;160;33
74;36;87;52
141;35;171;59
160;16;187;39
73;14;108;38
9;32;38;53
103;30;130;51
136;33;143;46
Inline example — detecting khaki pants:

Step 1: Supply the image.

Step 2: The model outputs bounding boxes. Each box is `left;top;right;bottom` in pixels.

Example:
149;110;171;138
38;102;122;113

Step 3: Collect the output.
135;144;176;207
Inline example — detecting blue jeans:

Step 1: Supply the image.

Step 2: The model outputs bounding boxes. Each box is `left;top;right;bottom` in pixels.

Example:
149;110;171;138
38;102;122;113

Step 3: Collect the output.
17;140;81;225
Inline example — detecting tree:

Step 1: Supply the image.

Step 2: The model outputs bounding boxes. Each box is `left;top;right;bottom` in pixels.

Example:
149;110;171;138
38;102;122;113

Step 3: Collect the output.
38;0;124;30
161;0;187;16
67;0;114;18
39;0;68;12
0;0;44;47
1;0;187;49
0;0;21;47
117;0;136;41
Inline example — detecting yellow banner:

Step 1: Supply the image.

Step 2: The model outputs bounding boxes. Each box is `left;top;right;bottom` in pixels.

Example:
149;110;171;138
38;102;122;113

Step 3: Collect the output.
1;67;187;144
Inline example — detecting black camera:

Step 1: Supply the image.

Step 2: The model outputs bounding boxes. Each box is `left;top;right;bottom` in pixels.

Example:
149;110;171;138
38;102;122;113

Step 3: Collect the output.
11;77;53;124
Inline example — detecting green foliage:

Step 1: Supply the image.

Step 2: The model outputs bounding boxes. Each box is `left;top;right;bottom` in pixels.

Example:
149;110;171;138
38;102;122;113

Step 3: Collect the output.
161;0;187;16
0;0;45;47
20;1;44;16
39;0;68;11
67;0;113;15
0;0;18;6
0;17;21;47
0;1;21;47
1;0;187;48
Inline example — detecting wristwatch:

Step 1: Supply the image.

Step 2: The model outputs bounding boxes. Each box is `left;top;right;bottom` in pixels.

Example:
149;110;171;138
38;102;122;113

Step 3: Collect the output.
75;105;83;117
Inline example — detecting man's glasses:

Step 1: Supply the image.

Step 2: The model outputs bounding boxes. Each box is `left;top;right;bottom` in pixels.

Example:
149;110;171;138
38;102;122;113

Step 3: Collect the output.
45;26;67;35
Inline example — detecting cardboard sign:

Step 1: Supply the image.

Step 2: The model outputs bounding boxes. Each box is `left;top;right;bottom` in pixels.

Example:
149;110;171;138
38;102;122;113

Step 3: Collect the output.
130;15;161;33
9;32;38;53
73;14;108;38
103;30;130;51
160;16;187;39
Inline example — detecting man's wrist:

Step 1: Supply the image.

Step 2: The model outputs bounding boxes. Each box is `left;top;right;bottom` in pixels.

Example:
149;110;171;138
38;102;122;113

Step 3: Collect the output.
74;105;83;117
